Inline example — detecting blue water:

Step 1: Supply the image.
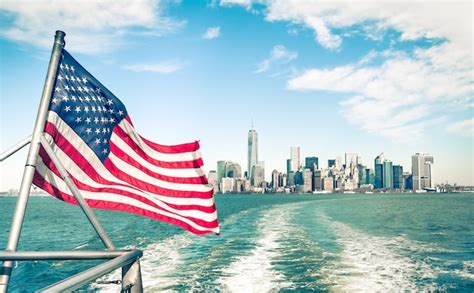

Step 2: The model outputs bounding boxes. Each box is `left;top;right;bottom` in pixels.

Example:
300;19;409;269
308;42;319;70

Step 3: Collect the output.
1;193;473;291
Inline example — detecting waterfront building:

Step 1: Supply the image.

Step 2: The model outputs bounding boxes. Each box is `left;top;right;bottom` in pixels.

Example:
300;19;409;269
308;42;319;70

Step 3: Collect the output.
281;173;287;187
358;165;367;186
322;176;334;191
294;170;304;186
393;165;403;189
383;160;393;189
221;177;235;193
345;153;358;173
287;171;295;186
247;128;258;182
305;157;319;171
208;170;218;193
314;170;323;191
225;161;242;178
217;160;226;185
271;169;279;189
374;153;385;189
286;159;292;176
302;169;312;192
366;168;375;186
290;146;301;171
251;162;265;187
335;156;343;170
328;159;336;168
404;174;413;190
412;153;434;191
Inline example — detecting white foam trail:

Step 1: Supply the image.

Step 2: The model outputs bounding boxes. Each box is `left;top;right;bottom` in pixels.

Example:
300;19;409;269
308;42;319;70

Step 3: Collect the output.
94;233;193;292
318;213;438;291
218;208;293;292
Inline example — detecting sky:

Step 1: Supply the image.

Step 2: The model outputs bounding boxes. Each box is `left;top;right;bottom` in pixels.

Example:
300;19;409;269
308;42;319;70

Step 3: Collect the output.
0;0;473;191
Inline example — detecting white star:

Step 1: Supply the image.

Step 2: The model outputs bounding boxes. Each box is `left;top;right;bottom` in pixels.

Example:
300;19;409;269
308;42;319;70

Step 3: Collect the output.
118;110;124;116
75;117;82;123
64;64;70;70
102;138;108;144
65;106;71;112
94;117;99;124
84;106;89;113
74;106;81;113
95;128;101;134
109;118;115;123
64;85;70;91
65;75;70;81
106;128;110;133
60;63;64;70
62;95;69;102
84;87;89;93
57;75;63;81
101;117;106;124
85;128;92;134
102;148;108;154
78;97;83;102
54;87;60;92
107;99;113;105
78;86;83;92
84;96;91;102
102;128;107;134
108;109;114;114
92;96;97;101
52;97;59;104
102;106;107;112
82;77;87;83
91;106;96;113
95;138;101;145
85;117;91;124
71;96;77;102
70;65;75;72
70;86;76;92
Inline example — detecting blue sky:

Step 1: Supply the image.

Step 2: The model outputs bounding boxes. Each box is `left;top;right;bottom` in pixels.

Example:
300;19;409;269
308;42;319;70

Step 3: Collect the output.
1;0;473;190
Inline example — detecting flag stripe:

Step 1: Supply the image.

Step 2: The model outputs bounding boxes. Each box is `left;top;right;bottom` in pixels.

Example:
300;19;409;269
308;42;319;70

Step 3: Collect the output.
33;173;218;235
38;138;215;208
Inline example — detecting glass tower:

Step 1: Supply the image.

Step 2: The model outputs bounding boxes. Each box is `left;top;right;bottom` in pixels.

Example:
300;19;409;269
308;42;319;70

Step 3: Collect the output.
247;128;258;181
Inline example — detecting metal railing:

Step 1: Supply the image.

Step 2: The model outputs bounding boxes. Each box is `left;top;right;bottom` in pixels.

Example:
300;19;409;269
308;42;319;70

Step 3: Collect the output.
0;30;144;292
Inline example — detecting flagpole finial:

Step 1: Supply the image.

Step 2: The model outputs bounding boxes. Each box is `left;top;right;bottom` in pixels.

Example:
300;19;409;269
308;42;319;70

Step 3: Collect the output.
54;30;66;46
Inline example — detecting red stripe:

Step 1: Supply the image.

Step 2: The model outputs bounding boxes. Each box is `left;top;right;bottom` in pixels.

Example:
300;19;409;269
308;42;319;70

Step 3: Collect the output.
38;149;216;215
33;173;218;235
140;135;200;154
109;140;208;185
104;159;213;199
44;122;212;198
114;125;204;169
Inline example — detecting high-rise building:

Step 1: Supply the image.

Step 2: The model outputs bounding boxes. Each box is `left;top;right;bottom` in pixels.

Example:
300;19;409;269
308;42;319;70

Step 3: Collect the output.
302;169;312;193
225;161;242;178
345;153;358;171
393;165;403;189
286;159;292;176
412;153;434;191
221;177;235;193
328;159;336;168
322;177;334;192
251;161;265;187
271;169;279;189
404;173;413;190
217;160;226;185
208;170;218;193
374;153;385;189
383;160;393;189
365;168;375;186
281;173;287;187
358;165;367;186
247;128;258;181
290;146;300;171
305;157;319;171
314;170;323;191
335;156;343;170
287;171;295;186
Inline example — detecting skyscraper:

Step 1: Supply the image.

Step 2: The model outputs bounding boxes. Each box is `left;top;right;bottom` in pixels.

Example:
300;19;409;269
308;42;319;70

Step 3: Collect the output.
374;153;385;189
217;160;226;185
328;159;336;168
345;153;358;171
412;153;434;191
383;160;393;189
393;165;403;189
290;146;300;171
247;127;258;181
225;161;242;178
272;169;279;189
305;156;319;171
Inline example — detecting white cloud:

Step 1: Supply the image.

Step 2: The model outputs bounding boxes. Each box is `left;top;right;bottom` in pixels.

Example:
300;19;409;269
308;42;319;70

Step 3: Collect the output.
202;26;221;40
123;60;185;74
446;119;474;137
0;0;185;54
255;45;298;73
288;43;473;140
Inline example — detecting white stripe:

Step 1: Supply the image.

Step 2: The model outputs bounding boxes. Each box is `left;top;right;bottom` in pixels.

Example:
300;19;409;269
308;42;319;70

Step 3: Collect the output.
46;112;212;193
119;119;202;162
42;131;215;207
36;157;219;232
108;154;211;192
110;133;205;177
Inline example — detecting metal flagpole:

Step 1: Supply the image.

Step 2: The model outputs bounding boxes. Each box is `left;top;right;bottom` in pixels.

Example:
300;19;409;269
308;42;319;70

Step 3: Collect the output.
0;30;65;293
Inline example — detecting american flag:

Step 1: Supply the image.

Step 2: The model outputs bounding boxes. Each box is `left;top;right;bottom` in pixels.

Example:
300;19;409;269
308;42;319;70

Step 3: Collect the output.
33;50;219;235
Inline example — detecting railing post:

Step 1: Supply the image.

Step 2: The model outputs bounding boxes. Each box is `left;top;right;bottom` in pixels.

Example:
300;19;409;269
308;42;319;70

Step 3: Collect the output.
122;260;143;292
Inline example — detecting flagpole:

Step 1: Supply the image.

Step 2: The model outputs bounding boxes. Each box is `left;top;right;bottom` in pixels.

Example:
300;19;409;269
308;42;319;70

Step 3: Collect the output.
0;30;65;293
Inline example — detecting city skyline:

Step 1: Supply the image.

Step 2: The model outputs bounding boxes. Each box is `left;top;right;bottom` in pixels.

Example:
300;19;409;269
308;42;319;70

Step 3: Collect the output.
1;1;473;191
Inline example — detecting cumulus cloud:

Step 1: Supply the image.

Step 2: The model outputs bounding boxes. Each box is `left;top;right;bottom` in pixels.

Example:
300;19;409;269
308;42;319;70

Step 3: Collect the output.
123;60;185;74
202;26;221;40
255;45;298;73
0;0;185;54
